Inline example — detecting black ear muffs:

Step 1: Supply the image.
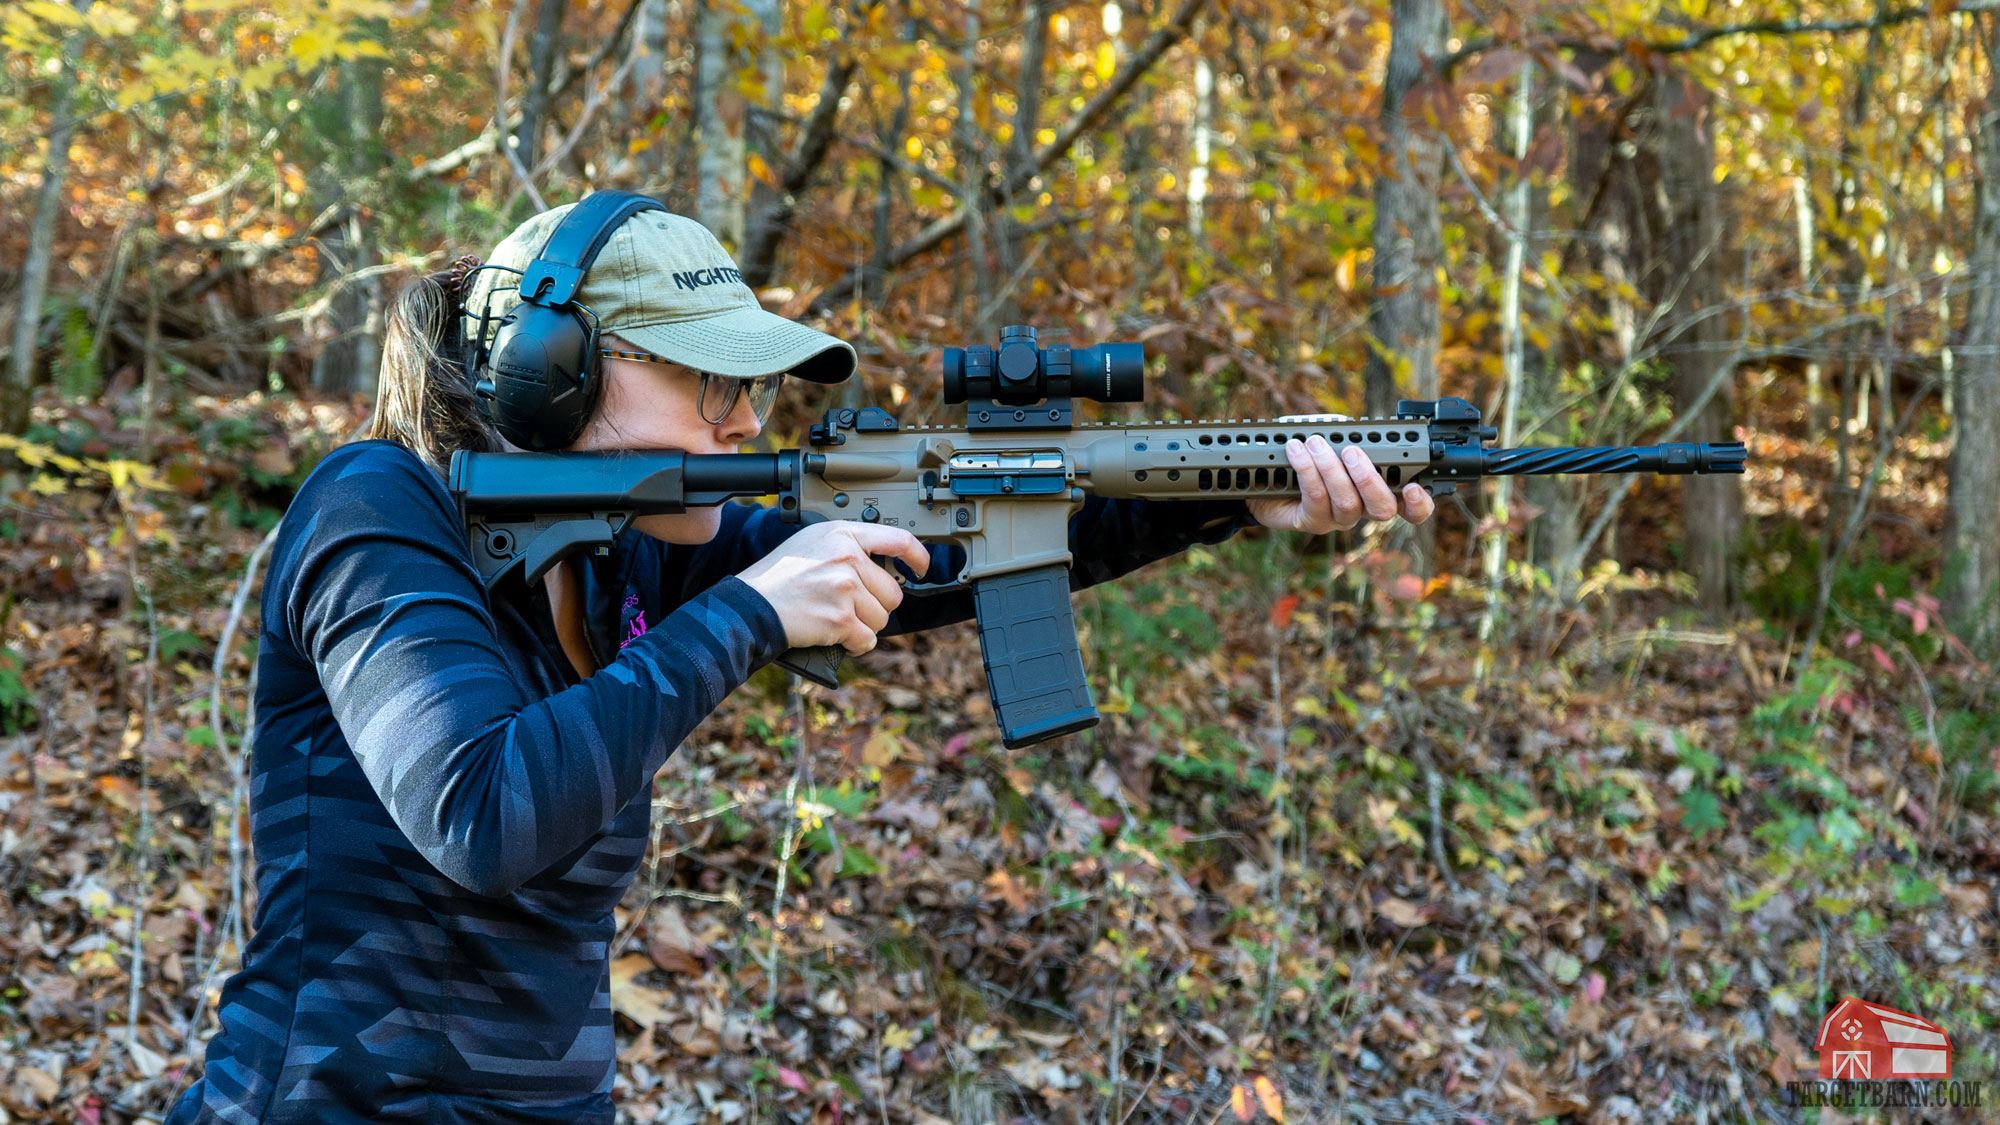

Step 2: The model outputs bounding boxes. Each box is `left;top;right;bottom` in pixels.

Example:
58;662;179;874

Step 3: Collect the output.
484;300;599;452
469;190;667;451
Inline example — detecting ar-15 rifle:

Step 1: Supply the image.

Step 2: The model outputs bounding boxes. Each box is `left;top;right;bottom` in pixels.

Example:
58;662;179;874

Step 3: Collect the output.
450;325;1744;749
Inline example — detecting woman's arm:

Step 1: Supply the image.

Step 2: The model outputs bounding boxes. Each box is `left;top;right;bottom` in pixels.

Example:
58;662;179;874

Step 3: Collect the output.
284;442;791;897
664;494;1259;637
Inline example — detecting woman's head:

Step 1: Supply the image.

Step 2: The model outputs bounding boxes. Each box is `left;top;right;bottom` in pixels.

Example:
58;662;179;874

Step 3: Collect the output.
366;199;855;542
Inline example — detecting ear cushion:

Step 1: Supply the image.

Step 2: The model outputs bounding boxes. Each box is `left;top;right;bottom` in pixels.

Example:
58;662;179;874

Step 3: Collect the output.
483;303;601;451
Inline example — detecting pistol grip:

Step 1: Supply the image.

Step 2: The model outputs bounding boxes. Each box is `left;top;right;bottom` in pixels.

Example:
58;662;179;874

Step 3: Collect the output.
774;644;845;689
972;564;1099;748
771;551;905;689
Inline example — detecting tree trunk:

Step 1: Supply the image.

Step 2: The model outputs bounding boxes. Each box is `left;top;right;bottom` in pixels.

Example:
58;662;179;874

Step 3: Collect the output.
1478;59;1536;664
989;0;1048;327
1010;0;1047;180
311;48;389;396
868;19;916;302
1521;75;1573;590
1947;13;2000;643
1234;13;1292;382
1642;68;1740;612
1189;53;1213;246
6;11;86;431
347;49;386;396
1113;0;1157;293
696;0;778;249
1794;169;1825;442
957;10;995;336
1361;0;1443;572
1360;0;1445;420
743;0;781;213
1937;21;1962;423
515;0;568;171
1548;49;1648;586
631;0;672;183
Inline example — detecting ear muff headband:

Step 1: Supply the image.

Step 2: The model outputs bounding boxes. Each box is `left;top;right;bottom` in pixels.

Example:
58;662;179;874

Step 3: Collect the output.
474;191;668;451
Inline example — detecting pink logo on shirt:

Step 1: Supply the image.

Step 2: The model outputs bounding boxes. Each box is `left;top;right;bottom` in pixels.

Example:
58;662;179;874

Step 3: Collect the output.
620;593;648;649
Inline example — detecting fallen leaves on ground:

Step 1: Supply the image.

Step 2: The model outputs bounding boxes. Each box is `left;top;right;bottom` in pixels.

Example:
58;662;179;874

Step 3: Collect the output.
0;389;1992;1125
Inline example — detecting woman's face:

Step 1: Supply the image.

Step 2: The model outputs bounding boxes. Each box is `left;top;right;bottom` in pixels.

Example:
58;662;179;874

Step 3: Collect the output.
565;334;769;544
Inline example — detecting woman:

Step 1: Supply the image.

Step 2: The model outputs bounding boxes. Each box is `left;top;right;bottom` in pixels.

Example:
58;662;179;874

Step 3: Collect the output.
167;201;1433;1123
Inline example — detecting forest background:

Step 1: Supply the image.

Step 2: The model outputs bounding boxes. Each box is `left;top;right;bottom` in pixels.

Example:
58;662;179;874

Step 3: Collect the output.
2;0;1996;1122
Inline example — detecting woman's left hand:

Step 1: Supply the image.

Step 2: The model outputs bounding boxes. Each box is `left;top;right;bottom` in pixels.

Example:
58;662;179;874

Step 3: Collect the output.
1246;434;1436;533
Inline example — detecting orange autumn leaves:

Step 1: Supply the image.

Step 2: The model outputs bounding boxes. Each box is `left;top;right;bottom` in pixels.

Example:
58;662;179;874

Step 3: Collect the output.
1228;1074;1285;1122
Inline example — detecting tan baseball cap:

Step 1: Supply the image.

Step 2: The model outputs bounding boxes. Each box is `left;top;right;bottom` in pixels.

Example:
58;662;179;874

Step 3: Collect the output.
464;202;856;384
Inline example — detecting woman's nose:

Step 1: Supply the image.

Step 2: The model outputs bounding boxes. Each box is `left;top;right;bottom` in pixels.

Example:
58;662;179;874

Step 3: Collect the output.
719;389;762;443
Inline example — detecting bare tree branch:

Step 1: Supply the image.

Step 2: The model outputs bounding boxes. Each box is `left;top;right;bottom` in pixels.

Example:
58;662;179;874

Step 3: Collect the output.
740;55;861;286
405;0;641;186
811;0;1211;313
496;0;550;212
1438;4;1942;77
548;0;646;103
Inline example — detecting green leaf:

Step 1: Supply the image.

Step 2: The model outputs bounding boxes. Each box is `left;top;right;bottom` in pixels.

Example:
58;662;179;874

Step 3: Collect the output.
1892;870;1939;908
1729;885;1776;913
1821;808;1866;852
838;848;883;878
1544;950;1582;985
158;629;206;662
1678;789;1725;838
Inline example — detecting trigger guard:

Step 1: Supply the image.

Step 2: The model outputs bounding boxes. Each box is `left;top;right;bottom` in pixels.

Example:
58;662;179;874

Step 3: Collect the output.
899;575;969;597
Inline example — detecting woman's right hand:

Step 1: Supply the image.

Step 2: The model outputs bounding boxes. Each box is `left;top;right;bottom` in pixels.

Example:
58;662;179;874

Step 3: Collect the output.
737;520;932;655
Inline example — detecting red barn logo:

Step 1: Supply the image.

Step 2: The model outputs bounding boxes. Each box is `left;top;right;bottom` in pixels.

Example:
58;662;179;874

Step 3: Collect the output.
1814;998;1953;1080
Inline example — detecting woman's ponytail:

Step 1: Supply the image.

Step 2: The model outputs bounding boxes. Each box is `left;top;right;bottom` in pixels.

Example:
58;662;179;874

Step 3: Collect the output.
365;255;502;474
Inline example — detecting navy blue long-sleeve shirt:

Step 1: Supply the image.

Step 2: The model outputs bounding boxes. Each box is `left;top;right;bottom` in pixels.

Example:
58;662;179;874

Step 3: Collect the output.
167;438;1257;1124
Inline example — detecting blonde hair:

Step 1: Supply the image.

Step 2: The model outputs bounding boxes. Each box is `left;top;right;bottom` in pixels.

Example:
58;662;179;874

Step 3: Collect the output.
364;262;502;474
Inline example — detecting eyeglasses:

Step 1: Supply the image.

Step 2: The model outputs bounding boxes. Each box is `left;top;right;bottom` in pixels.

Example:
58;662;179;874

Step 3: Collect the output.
599;348;785;425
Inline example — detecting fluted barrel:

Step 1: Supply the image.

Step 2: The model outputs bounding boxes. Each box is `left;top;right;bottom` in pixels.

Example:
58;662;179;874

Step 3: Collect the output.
1479;442;1746;477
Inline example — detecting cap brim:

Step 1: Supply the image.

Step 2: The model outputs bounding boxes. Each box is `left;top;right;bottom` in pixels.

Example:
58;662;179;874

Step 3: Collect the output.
611;306;855;384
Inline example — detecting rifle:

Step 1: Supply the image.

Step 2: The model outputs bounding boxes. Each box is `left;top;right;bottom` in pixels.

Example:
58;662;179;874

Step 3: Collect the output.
449;325;1744;748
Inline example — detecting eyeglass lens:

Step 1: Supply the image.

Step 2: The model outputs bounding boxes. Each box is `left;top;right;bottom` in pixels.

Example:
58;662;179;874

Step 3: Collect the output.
698;372;783;424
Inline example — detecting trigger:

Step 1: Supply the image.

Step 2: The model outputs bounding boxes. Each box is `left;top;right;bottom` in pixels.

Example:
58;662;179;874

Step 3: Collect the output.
873;550;961;596
869;553;914;588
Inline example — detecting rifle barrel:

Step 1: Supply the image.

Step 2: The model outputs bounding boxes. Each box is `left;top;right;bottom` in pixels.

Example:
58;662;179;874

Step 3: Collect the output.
1478;442;1745;477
